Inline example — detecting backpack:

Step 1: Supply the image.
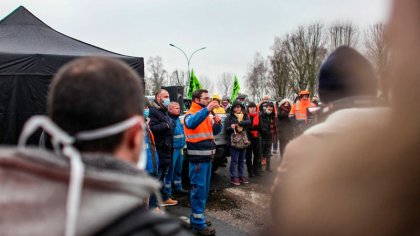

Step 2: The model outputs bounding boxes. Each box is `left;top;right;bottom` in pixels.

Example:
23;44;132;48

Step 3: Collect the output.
231;131;250;149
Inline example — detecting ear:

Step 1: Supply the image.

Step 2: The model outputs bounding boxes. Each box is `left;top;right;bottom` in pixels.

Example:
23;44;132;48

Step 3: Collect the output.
124;116;144;162
127;119;143;150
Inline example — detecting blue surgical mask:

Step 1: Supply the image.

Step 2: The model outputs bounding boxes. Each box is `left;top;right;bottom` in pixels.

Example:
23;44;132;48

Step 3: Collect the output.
144;109;150;118
163;98;170;107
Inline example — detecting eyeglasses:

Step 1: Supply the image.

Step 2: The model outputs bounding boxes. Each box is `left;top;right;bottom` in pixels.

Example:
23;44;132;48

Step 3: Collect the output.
200;97;210;101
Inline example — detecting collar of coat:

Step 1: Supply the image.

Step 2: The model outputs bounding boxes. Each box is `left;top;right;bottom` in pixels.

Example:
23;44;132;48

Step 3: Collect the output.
151;99;167;112
189;101;207;112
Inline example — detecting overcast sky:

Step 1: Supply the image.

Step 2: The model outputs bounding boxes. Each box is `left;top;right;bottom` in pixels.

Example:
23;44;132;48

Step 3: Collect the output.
2;0;392;91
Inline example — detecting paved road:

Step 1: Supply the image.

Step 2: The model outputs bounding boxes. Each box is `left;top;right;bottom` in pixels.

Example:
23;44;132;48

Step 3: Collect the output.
165;153;282;235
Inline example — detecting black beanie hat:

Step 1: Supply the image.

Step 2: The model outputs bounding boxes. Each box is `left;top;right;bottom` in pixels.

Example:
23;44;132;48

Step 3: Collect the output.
247;102;257;108
317;46;377;103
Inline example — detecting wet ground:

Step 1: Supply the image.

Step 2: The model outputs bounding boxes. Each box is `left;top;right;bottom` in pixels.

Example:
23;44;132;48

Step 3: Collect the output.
166;153;282;235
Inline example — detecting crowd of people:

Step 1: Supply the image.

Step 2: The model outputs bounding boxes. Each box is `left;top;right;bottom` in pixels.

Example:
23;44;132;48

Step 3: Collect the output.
1;1;418;235
216;90;317;185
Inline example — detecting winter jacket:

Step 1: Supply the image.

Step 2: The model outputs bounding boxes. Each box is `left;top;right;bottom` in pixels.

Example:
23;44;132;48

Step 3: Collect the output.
213;106;226;114
259;111;277;140
170;115;186;149
277;99;293;134
272;107;392;236
280;105;390;172
0;147;191;236
225;101;251;147
184;102;222;162
149;100;175;166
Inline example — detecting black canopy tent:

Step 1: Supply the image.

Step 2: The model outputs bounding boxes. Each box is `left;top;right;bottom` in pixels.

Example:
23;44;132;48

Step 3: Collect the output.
0;6;144;144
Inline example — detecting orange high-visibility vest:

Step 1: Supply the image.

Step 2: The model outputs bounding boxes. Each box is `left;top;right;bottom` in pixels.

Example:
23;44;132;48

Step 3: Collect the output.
289;99;314;121
184;102;214;143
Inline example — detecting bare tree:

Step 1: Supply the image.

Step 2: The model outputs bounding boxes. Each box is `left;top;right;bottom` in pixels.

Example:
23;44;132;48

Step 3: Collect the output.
169;69;187;87
365;23;390;101
217;72;234;97
245;52;269;102
328;22;359;50
199;75;214;94
146;56;167;95
268;37;292;100
283;23;327;96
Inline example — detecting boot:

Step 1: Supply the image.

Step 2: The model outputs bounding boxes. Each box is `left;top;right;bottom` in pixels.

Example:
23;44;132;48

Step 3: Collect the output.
192;226;216;236
248;168;255;177
266;159;272;172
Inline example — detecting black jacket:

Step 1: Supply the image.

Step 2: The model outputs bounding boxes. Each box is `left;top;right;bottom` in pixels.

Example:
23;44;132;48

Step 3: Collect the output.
225;101;251;147
259;111;274;140
149;100;175;166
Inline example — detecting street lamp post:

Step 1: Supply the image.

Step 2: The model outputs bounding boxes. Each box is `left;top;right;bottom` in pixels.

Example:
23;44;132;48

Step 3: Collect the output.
169;43;206;87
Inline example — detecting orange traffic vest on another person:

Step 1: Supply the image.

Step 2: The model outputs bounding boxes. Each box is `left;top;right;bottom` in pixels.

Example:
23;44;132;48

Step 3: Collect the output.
289;99;315;122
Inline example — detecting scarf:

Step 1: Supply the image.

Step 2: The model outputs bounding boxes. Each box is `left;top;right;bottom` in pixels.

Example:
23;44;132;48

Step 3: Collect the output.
234;112;244;132
249;112;259;138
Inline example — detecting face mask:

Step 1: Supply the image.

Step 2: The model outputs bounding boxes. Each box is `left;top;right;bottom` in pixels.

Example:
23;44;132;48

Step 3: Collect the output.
144;109;149;118
163;98;170;107
18;115;147;236
266;111;272;115
136;128;147;170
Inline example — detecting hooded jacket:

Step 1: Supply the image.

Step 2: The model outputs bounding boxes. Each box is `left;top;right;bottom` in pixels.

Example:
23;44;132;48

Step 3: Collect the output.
225;101;251;147
258;102;277;140
0;147;190;236
277;99;293;133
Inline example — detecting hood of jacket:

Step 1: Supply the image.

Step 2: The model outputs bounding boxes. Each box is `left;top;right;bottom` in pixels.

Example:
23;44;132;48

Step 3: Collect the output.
229;100;246;116
279;98;293;107
0;147;160;236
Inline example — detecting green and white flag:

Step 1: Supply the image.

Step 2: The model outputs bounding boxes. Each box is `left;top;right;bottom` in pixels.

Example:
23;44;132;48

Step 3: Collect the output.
231;75;240;103
187;69;202;99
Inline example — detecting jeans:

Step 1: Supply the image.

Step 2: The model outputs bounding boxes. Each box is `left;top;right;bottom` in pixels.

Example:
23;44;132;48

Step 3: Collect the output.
230;147;247;179
165;148;184;196
189;161;212;231
149;194;158;208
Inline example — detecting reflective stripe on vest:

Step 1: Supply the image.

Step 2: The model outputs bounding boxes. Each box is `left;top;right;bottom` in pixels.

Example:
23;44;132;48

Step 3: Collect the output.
187;149;215;156
294;107;307;120
185;132;213;140
291;101;313;121
174;134;185;139
193;213;204;219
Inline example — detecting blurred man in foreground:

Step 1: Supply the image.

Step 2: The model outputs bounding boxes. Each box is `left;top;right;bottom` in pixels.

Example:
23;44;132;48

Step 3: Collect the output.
0;57;190;235
271;1;420;235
